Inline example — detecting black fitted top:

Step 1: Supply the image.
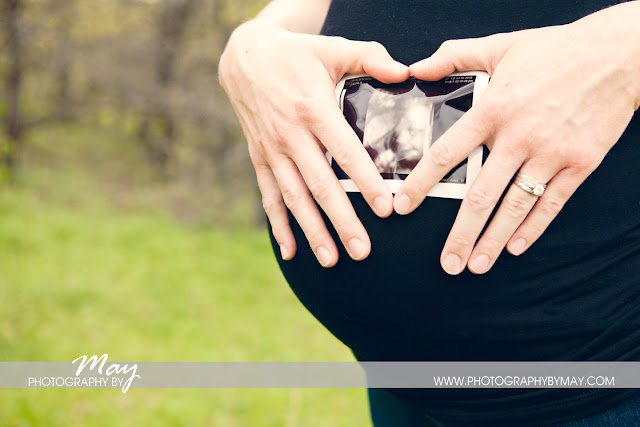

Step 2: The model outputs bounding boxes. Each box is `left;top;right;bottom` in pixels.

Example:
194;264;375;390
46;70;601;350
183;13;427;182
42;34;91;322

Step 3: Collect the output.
269;1;640;424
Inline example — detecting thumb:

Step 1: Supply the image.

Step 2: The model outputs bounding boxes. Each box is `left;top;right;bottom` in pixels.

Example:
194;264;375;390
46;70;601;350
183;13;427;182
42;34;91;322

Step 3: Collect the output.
410;32;515;81
318;37;410;84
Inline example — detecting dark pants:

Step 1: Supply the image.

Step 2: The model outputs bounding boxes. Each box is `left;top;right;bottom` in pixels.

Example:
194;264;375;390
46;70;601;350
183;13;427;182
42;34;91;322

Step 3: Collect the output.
368;389;640;427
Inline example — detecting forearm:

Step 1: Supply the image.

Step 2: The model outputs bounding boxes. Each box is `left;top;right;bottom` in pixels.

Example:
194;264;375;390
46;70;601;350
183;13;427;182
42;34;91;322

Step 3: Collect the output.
220;0;331;77
220;0;331;93
575;0;640;110
254;0;331;34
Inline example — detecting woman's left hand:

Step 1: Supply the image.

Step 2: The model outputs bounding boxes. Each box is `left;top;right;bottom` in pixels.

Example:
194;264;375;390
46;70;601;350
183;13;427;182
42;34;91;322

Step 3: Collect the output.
393;2;640;275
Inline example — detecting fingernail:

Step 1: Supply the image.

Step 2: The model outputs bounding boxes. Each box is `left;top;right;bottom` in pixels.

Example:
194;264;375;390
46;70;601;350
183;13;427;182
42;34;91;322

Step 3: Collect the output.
316;246;333;267
469;254;490;274
280;244;289;260
394;194;411;215
348;238;366;260
443;253;461;275
373;196;391;217
510;238;527;256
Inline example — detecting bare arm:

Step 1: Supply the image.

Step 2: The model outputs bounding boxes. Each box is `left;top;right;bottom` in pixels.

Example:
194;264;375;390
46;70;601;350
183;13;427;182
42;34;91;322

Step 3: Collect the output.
255;0;331;34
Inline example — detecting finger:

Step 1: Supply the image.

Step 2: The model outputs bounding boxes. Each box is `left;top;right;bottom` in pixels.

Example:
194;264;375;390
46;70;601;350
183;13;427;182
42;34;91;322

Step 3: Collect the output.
467;163;558;274
240;117;298;261
305;91;394;219
238;115;296;260
252;152;298;261
287;130;371;261
507;168;585;256
269;153;340;268
409;33;514;81
394;107;493;215
319;38;411;83
440;147;524;275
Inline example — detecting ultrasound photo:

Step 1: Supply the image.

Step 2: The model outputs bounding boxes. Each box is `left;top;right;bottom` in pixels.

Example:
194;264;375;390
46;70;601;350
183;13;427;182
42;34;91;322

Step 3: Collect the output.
335;75;476;184
363;89;434;176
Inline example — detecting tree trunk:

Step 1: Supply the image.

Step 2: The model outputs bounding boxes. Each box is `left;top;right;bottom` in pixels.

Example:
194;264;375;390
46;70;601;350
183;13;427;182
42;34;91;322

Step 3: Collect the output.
137;0;194;176
54;1;75;122
2;0;25;180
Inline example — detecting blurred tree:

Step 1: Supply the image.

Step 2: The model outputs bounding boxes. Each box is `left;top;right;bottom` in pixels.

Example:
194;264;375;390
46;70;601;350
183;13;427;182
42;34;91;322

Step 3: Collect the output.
1;0;25;181
138;0;195;175
0;0;270;224
50;0;76;122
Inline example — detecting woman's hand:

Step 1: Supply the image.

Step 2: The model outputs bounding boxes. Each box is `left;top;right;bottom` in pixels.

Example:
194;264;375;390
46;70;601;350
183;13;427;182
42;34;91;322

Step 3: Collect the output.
393;3;640;275
219;19;409;267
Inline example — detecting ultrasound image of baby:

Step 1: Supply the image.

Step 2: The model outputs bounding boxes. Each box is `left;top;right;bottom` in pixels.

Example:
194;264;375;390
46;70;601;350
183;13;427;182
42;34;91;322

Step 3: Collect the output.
363;86;434;176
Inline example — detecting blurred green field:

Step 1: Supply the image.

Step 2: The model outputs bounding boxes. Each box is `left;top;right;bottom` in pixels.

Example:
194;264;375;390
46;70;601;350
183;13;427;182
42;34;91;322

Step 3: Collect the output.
0;124;372;426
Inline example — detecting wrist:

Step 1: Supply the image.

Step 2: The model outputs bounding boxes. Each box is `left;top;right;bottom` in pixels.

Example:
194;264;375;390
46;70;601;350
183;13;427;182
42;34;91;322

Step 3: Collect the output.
575;2;640;109
255;0;330;34
220;19;282;85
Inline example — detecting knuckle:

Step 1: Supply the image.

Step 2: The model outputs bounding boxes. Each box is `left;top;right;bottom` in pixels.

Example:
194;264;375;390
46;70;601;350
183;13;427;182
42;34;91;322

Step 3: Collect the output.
262;196;283;217
466;186;496;212
306;174;334;202
511;127;537;152
271;121;294;148
294;96;320;124
330;35;348;45
253;162;272;178
449;233;473;249
411;180;430;200
539;196;564;217
330;143;356;168
525;221;547;238
497;141;520;160
257;135;279;159
304;227;326;246
570;150;599;172
495;129;535;159
248;148;266;168
479;96;508;125
502;195;531;218
332;219;354;238
328;36;350;52
542;143;564;162
365;40;387;55
429;142;454;168
399;175;429;203
281;187;303;210
478;234;502;252
256;135;270;152
438;39;458;53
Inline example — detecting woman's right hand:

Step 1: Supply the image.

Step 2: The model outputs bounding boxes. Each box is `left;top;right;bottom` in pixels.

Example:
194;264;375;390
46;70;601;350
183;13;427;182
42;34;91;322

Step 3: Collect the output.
219;19;409;267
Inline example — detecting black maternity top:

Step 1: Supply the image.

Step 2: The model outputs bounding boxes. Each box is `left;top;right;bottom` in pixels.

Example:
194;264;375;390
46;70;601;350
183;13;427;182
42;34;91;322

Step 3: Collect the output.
268;1;640;424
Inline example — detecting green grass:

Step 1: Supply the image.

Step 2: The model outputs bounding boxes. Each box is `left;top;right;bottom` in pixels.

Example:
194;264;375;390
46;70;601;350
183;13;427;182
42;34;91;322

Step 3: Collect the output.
0;124;372;426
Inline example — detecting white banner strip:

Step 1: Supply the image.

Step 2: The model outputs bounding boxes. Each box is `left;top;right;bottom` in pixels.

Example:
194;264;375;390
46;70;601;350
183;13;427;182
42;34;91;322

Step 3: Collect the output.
2;361;638;391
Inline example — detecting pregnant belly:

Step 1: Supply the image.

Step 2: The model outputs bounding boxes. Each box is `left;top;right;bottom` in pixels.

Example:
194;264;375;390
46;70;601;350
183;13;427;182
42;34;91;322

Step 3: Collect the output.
268;185;640;363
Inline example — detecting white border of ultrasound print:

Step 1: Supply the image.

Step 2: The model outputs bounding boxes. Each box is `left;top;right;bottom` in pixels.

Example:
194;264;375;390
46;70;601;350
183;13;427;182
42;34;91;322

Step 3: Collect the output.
328;71;489;199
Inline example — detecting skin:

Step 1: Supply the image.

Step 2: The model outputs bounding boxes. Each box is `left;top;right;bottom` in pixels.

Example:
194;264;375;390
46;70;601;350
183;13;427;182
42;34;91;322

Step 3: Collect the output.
220;0;640;272
219;0;409;267
395;2;640;274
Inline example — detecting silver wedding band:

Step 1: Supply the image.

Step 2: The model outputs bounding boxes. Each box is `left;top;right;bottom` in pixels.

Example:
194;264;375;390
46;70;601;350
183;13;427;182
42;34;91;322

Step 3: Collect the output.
514;173;547;197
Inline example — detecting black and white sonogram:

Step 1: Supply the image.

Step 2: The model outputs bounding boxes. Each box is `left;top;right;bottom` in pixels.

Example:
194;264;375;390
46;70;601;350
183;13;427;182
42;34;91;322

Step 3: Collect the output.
335;76;476;183
363;89;433;176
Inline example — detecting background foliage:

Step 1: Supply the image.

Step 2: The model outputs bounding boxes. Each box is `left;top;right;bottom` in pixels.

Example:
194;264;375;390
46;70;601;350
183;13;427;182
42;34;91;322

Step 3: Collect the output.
0;0;372;425
1;0;269;224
